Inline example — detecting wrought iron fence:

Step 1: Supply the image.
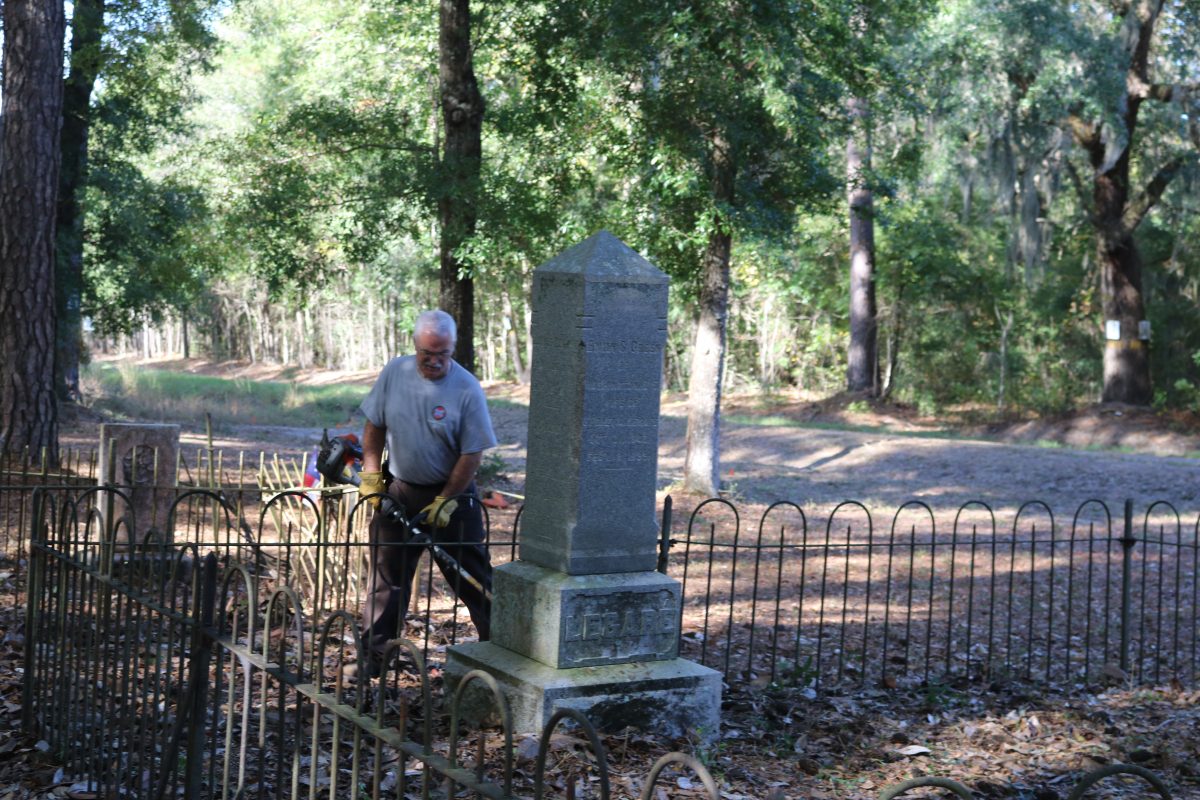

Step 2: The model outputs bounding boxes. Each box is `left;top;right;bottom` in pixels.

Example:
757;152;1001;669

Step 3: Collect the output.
0;447;97;567
669;497;1200;691
8;451;1200;695
22;490;714;799
14;473;1200;797
0;444;301;569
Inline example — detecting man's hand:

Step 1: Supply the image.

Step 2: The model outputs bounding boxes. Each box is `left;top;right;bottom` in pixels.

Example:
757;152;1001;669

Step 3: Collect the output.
420;496;458;528
358;471;387;510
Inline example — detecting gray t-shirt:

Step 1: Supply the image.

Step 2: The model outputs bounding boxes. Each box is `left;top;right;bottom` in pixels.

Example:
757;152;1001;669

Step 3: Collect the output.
359;356;498;485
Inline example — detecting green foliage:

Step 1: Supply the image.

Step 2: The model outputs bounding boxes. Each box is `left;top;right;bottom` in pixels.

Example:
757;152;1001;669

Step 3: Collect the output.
476;452;507;484
84;158;215;335
526;0;849;291
79;0;221;334
74;0;1200;418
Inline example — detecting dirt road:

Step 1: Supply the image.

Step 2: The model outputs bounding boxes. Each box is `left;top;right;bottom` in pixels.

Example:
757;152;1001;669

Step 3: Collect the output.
62;382;1199;522
456;392;1200;521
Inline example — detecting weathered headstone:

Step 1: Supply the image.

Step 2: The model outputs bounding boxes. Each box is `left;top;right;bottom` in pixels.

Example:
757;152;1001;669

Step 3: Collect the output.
98;423;180;545
446;231;721;738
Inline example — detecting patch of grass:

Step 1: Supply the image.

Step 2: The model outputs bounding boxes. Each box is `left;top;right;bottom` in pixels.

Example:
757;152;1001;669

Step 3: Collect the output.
724;414;801;428
485;397;526;411
725;413;1200;459
84;363;368;429
725;414;957;440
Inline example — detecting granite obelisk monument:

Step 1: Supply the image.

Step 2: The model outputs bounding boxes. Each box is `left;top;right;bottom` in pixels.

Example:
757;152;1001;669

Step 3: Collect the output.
447;231;721;737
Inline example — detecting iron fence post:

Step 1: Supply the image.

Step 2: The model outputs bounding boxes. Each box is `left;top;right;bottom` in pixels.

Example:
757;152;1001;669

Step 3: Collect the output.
185;553;218;796
657;495;673;574
21;488;45;730
1119;499;1137;674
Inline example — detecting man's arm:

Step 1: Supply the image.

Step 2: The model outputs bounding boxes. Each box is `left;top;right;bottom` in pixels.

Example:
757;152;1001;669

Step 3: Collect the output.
362;420;387;473
441;451;483;498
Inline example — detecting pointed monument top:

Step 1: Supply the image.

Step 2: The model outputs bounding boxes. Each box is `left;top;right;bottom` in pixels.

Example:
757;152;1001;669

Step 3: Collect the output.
536;231;667;283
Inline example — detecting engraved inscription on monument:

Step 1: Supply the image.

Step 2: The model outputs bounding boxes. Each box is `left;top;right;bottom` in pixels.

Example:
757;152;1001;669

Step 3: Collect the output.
519;230;670;575
560;589;679;667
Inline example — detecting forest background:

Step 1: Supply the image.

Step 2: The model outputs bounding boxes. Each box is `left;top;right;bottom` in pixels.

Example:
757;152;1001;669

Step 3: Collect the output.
1;0;1200;494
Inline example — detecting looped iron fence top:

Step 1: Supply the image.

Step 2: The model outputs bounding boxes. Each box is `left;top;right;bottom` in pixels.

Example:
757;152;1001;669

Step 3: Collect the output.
873;763;1175;800
878;776;976;800
8;482;1200;694
22;537;721;799
9;473;1200;695
670;495;1199;691
8;475;1199;797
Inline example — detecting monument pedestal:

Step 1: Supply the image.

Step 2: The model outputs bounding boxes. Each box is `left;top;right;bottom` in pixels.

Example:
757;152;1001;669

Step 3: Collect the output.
446;643;721;740
490;561;682;668
448;560;721;739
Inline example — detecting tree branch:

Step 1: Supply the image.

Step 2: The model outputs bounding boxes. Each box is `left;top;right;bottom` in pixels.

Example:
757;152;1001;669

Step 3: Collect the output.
1133;82;1200;102
1062;156;1098;227
1185;88;1200;150
1066;112;1105;167
1118;154;1191;238
308;189;426;211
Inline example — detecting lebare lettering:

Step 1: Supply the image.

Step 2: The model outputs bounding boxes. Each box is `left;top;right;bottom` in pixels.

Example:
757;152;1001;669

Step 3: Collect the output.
584;613;604;640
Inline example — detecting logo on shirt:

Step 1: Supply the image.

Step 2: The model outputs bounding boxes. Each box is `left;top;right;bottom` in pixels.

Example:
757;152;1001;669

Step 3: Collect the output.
431;405;447;421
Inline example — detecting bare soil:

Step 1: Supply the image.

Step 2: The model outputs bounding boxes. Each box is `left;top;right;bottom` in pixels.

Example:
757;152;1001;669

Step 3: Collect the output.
67;358;1200;520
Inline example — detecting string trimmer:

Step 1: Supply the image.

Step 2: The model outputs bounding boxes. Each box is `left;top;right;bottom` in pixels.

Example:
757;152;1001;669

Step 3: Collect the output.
315;429;492;603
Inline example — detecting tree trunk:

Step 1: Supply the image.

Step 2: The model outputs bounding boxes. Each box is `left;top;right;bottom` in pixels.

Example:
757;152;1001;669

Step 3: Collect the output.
995;302;1013;410
880;292;901;401
501;287;528;383
1068;0;1176;405
846;94;878;395
1098;234;1151;403
438;0;482;375
55;0;105;402
683;133;735;496
0;0;66;459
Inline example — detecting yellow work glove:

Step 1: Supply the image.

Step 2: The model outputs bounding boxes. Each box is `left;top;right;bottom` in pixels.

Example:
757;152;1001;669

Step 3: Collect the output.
358;471;387;510
419;496;458;528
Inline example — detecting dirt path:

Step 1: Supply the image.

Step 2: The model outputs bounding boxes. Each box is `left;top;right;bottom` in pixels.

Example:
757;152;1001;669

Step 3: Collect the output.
684;422;1200;515
60;366;1200;521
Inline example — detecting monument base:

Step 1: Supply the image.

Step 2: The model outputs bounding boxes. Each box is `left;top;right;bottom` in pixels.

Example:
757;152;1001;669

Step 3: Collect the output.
445;641;721;742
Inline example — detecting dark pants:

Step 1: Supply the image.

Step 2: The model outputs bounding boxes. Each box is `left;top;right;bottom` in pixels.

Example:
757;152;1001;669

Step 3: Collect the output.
362;480;492;658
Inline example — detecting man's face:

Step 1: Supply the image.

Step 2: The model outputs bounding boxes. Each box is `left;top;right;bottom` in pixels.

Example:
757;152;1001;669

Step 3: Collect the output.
414;329;455;381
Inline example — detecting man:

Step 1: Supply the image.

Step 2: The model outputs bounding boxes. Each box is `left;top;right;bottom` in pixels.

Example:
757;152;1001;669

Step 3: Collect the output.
357;309;497;671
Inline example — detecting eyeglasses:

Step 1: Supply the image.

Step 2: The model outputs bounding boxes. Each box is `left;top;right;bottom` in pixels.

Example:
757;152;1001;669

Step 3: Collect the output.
417;348;453;360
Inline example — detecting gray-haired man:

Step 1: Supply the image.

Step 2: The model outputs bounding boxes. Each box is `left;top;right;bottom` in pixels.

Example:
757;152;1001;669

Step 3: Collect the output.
358;310;496;669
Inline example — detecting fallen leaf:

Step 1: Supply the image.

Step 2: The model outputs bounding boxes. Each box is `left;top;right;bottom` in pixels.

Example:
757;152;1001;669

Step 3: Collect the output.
895;745;932;756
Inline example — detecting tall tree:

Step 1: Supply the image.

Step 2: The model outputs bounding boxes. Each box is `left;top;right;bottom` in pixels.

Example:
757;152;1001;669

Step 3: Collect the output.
546;0;846;495
845;0;877;396
439;0;483;374
55;0;217;396
1065;0;1198;404
686;127;736;495
846;92;878;395
844;0;935;396
0;0;67;458
56;0;106;401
